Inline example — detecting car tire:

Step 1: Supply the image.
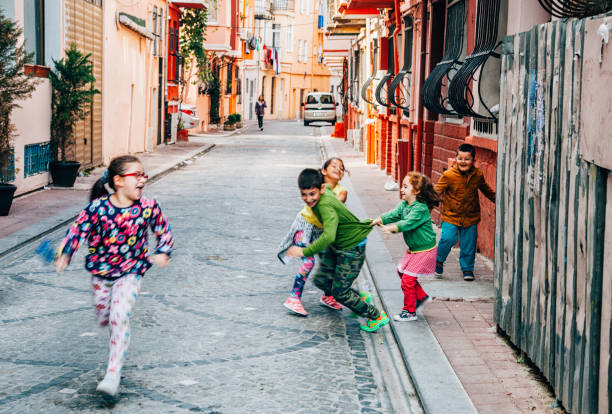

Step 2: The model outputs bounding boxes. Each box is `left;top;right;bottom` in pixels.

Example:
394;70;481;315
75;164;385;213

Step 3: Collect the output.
304;120;310;126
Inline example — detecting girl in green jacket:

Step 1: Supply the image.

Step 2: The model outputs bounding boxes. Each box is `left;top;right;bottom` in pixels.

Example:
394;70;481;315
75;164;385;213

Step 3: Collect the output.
372;172;440;321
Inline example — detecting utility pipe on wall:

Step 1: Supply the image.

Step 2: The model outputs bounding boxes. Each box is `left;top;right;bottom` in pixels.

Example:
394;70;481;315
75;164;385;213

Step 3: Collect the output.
415;0;428;173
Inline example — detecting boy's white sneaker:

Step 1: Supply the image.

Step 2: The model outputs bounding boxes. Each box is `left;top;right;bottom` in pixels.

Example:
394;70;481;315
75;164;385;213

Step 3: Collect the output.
96;372;121;396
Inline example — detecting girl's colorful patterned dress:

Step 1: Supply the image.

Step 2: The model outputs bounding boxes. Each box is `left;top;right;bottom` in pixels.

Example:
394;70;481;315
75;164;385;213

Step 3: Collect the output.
58;195;173;376
59;196;173;277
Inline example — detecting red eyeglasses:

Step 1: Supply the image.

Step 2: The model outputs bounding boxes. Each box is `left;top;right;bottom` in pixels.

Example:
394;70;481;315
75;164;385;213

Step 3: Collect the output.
120;172;149;180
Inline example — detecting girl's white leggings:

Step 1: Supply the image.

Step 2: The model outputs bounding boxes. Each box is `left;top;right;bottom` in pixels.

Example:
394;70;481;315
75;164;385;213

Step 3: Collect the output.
91;273;142;376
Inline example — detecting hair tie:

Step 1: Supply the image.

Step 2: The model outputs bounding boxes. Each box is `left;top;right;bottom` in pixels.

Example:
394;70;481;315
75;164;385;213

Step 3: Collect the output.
101;169;109;184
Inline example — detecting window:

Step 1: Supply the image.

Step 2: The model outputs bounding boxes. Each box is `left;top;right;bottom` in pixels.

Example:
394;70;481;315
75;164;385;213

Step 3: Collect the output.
24;0;44;65
298;40;303;62
272;23;281;47
304;40;309;62
24;142;50;177
264;21;272;46
207;0;219;23
287;24;293;52
150;6;164;56
226;64;233;95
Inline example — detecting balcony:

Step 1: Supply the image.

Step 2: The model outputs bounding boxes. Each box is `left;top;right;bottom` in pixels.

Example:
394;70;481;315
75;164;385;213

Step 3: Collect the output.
255;0;272;19
271;0;294;12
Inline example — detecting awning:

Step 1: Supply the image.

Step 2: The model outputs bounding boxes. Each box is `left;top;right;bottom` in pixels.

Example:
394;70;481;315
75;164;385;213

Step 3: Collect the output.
169;0;207;9
118;13;155;40
338;0;393;15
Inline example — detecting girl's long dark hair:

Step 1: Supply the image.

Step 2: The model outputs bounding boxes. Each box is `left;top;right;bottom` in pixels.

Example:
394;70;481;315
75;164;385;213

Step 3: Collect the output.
90;155;141;201
407;172;441;210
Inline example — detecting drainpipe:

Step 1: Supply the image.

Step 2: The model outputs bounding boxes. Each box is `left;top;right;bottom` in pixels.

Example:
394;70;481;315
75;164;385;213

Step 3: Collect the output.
415;0;427;173
392;0;401;126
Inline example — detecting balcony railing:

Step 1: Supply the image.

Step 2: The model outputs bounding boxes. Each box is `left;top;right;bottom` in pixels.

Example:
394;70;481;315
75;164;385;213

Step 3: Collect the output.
271;0;294;12
255;0;272;19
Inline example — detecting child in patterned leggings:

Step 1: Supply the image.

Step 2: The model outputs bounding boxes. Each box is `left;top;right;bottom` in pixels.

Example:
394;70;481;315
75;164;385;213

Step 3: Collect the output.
278;158;348;316
55;155;173;397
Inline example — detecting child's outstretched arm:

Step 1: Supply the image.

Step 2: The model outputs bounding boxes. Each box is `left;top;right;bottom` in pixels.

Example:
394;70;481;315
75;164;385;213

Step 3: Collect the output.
55;208;95;272
149;200;174;267
434;173;449;196
479;178;496;203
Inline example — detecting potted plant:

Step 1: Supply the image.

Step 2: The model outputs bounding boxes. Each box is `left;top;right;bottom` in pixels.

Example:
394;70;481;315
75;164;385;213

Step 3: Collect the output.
0;12;39;215
223;115;236;131
177;120;189;141
49;43;100;187
234;113;243;128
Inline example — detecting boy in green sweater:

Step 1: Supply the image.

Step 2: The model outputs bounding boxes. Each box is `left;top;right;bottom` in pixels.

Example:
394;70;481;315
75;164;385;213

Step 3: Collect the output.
285;168;389;332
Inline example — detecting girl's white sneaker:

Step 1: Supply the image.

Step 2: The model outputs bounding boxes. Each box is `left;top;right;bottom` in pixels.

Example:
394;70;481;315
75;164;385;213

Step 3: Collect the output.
96;373;121;396
394;310;418;322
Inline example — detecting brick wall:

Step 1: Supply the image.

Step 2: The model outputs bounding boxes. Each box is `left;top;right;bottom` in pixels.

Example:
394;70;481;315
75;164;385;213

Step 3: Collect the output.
429;120;497;260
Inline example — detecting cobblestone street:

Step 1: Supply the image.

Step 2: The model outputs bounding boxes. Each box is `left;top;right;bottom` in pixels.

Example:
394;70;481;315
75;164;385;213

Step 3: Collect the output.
0;122;409;413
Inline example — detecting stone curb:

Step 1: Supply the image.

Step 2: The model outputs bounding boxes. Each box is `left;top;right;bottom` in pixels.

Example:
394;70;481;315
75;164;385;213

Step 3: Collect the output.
320;138;477;414
0;143;217;259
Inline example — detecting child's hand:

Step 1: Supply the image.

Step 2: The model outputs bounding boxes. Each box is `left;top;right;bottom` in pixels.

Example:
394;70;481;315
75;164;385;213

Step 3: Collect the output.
285;246;304;257
370;217;382;227
381;224;396;235
151;254;171;267
54;254;69;273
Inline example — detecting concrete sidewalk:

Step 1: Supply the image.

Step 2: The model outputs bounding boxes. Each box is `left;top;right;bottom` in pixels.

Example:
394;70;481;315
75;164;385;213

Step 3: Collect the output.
323;136;563;414
0;130;240;258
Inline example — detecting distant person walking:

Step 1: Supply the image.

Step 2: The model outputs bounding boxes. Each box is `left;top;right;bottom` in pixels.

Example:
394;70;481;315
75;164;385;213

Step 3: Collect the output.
54;155;174;397
255;95;267;131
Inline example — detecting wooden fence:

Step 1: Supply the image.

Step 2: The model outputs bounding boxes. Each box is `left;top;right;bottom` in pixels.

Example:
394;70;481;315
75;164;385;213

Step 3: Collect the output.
495;14;611;414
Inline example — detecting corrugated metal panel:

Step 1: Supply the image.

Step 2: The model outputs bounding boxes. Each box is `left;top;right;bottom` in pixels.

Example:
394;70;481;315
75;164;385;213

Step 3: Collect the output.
495;14;611;414
65;0;103;167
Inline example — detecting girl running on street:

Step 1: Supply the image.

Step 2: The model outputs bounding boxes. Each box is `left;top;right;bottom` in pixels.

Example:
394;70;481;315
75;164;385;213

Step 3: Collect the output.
55;155;173;397
277;158;348;316
371;172;440;321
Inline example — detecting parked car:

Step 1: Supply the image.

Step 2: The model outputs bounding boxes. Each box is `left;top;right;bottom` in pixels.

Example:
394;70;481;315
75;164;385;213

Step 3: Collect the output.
302;92;336;126
179;104;200;130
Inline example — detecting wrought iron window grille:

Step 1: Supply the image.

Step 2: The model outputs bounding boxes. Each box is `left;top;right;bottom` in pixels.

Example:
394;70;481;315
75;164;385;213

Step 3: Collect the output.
389;16;414;116
361;40;378;107
375;26;396;114
422;0;466;116
536;0;611;18
447;0;501;120
351;50;361;105
24;142;51;177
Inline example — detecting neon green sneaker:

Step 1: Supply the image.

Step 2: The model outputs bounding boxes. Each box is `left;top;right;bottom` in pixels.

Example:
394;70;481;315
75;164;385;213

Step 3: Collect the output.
349;291;374;318
360;311;390;332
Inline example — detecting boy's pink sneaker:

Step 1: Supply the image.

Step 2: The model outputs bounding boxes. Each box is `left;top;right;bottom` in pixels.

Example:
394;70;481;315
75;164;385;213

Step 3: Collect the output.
320;294;343;310
284;296;308;316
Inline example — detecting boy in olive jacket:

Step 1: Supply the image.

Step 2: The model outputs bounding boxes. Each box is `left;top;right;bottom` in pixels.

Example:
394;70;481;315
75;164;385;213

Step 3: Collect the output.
434;143;496;281
285;168;389;332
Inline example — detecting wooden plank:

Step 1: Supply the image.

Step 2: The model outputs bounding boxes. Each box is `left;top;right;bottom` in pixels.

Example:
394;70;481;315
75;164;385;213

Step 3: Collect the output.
515;29;530;348
581;164;606;414
600;172;612;414
542;20;561;380
554;19;571;398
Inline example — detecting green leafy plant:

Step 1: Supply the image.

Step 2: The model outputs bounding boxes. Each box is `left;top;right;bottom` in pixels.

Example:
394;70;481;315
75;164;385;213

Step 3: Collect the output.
0;12;39;183
49;43;100;162
234;113;242;122
177;120;185;130
208;77;221;125
225;114;236;125
179;8;213;84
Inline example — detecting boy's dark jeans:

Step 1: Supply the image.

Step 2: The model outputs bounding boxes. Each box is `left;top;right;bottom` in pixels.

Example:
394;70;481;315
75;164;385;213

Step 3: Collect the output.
312;243;380;319
257;115;263;128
